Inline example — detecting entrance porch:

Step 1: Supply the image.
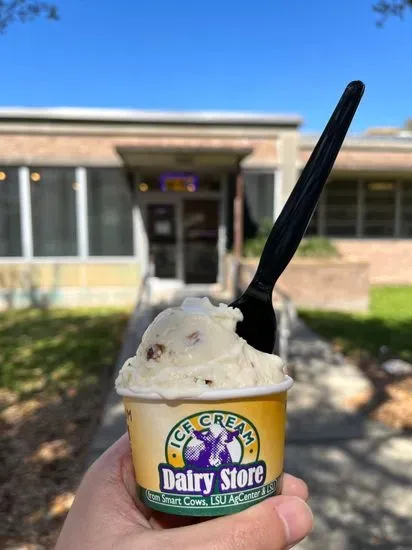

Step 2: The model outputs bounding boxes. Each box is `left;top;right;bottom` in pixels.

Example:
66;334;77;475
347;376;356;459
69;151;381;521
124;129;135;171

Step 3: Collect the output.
118;145;252;285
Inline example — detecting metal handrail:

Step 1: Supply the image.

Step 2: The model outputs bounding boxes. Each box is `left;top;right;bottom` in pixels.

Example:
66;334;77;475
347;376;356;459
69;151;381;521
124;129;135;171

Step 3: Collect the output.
273;286;296;363
136;260;155;311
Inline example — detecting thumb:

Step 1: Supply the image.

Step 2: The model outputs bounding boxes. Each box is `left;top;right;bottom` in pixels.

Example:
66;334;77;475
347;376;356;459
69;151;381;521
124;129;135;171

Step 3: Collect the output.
166;495;313;550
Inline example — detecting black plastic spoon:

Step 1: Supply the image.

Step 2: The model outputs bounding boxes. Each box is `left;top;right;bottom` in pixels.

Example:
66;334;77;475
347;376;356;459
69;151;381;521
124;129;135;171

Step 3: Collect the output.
231;80;365;353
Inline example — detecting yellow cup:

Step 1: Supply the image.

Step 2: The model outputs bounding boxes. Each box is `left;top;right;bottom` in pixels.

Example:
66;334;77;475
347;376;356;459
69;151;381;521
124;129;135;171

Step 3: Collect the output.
117;376;294;517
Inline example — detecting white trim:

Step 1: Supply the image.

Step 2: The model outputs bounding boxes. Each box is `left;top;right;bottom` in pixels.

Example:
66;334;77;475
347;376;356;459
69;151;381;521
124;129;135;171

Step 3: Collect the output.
133;206;148;274
75;167;89;258
133;172;149;275
18;166;33;259
0;106;303;126
218;173;228;285
357;180;364;237
274;169;283;220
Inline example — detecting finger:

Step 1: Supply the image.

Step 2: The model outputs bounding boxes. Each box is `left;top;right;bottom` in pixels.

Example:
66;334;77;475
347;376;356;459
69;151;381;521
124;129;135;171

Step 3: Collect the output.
86;433;152;523
159;495;313;550
89;434;136;499
281;474;309;501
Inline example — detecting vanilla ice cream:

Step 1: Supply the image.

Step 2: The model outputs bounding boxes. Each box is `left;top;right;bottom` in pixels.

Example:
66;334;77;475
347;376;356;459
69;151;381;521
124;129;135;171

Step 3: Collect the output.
115;297;287;398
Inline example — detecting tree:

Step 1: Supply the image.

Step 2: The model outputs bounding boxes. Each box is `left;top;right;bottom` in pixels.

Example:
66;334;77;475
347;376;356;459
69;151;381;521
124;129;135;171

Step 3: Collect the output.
0;1;58;33
373;0;412;25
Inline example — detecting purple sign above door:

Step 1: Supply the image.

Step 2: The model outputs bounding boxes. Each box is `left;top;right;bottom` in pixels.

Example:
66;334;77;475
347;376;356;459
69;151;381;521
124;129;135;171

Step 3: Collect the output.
159;172;199;192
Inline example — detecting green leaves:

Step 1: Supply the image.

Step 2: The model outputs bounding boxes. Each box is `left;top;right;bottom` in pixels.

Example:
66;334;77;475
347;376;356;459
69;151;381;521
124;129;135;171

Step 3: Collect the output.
0;1;59;33
373;0;412;26
243;218;340;259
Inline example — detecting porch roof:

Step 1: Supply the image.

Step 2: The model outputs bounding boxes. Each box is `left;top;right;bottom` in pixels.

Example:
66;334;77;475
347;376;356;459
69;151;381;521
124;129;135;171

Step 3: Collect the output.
117;144;253;170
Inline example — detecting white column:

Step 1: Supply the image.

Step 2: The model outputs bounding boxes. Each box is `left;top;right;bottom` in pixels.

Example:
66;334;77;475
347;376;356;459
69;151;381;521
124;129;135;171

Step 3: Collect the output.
18;166;33;259
133;204;149;274
132;172;149;276
75;167;89;258
273;168;283;221
218;173;228;285
395;180;402;238
357;180;364;237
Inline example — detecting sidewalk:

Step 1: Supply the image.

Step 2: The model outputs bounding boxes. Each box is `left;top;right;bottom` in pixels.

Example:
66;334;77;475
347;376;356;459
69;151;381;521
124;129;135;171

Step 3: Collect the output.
287;321;412;550
88;288;412;549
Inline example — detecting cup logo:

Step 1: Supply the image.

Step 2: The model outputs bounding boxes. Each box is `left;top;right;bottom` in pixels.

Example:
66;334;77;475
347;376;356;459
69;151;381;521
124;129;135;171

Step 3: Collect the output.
159;411;266;498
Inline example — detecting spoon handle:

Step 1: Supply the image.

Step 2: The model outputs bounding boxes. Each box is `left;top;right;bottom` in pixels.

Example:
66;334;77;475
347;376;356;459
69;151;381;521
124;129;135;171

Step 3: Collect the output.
251;80;365;293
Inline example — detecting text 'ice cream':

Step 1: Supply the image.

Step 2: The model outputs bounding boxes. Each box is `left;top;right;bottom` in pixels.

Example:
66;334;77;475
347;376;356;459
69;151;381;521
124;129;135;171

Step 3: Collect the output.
115;297;287;398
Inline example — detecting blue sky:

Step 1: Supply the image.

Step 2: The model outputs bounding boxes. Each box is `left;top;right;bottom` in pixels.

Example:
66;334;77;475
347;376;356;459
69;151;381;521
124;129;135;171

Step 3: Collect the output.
0;0;410;133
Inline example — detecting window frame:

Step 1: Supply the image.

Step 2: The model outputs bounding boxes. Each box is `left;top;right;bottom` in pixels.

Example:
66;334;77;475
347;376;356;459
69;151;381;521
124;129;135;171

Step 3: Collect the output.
29;166;79;258
0;165;23;258
0;165;139;264
307;177;406;240
86;167;136;258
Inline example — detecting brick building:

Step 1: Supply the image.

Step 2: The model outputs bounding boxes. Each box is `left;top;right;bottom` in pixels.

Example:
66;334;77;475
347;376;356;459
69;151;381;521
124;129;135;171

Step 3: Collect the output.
0;108;411;307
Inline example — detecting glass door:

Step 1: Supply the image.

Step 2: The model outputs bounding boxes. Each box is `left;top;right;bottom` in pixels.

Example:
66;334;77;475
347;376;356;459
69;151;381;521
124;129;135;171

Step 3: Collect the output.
146;203;178;278
183;199;219;284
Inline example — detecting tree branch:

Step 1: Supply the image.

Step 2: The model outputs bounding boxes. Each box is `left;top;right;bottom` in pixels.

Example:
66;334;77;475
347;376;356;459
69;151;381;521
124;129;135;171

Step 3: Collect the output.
0;1;58;33
373;0;412;25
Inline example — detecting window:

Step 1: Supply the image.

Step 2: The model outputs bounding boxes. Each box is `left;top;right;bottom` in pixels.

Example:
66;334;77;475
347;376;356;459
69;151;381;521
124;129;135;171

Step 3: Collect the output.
325;180;358;237
364;181;396;237
401;181;412;237
30;168;77;256
0;168;21;256
87;169;134;256
305;205;319;236
244;172;274;226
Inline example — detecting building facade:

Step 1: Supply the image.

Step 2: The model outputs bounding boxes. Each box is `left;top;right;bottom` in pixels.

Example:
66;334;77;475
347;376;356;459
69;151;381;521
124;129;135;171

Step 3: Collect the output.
0;108;412;307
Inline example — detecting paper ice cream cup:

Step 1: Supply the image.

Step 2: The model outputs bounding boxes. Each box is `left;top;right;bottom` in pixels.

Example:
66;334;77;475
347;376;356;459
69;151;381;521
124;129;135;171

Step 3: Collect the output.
116;376;294;517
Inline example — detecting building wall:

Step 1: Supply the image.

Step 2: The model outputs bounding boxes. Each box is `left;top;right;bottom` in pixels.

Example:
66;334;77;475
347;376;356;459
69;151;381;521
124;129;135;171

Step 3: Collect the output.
0;262;141;310
0;132;283;167
335;240;412;284
223;255;370;312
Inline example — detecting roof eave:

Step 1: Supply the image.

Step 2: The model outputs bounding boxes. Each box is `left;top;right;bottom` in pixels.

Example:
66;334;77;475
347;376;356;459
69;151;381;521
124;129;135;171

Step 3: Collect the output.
0;108;303;128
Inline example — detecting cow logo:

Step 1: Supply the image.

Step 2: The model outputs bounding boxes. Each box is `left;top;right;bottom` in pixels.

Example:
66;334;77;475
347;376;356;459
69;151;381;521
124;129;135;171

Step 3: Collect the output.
159;411;266;497
184;425;240;468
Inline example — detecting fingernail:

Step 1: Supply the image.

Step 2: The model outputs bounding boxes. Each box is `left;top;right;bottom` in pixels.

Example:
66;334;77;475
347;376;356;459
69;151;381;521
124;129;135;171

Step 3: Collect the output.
275;496;314;545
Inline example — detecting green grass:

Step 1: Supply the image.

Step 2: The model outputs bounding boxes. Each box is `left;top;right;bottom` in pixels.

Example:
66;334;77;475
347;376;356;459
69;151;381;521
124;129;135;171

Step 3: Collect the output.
243;218;340;259
299;286;412;362
0;307;130;399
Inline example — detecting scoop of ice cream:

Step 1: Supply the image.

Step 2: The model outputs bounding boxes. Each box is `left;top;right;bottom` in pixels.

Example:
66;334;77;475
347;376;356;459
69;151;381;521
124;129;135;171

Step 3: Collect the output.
115;297;286;398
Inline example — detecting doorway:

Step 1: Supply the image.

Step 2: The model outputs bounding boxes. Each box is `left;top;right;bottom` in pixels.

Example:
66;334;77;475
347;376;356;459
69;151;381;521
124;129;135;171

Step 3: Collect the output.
183;199;219;284
143;196;220;283
146;203;178;279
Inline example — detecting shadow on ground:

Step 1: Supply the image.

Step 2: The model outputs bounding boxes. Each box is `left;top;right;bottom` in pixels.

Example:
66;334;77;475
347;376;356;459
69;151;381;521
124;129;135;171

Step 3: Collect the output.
296;311;412;433
0;308;129;549
286;320;412;549
287;431;412;550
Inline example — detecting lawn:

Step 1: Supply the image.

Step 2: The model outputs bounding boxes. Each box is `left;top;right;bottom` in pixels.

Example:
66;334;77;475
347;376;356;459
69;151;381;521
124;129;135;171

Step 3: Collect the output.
0;307;130;549
300;286;412;431
299;286;412;362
